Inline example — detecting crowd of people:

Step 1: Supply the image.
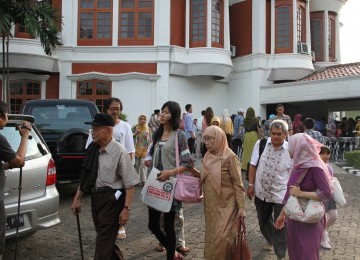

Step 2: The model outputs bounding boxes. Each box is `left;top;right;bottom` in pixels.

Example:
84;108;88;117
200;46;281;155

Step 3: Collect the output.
65;98;345;260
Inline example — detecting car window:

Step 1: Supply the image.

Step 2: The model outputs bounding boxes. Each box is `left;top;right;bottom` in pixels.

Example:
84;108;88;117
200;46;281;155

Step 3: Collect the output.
31;105;93;131
2;126;43;159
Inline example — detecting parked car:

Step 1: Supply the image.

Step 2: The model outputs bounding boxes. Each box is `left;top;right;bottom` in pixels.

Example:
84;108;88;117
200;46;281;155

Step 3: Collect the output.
21;99;99;183
4;114;60;238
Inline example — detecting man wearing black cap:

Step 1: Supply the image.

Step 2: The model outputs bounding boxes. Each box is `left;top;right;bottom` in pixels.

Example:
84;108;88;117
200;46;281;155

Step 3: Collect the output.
71;113;139;259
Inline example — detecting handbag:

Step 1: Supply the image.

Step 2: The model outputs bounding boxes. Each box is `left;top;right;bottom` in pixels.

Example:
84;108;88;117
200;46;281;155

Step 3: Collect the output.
173;131;203;203
233;218;252;260
331;177;346;206
284;169;325;223
141;167;177;212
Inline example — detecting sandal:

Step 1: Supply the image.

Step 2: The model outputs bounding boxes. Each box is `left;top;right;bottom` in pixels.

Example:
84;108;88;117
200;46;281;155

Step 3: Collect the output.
117;226;126;240
155;243;165;252
176;246;190;255
174;252;184;260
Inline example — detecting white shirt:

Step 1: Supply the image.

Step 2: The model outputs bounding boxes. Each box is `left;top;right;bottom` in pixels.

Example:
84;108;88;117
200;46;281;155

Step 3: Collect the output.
86;120;135;153
250;138;292;204
197;116;203;131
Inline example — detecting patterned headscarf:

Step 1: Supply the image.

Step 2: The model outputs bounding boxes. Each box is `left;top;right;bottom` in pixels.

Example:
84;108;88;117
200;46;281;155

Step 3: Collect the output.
201;126;235;194
288;133;331;180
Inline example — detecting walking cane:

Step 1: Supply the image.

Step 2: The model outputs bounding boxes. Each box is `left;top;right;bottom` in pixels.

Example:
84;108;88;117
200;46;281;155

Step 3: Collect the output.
76;211;84;260
14;166;23;260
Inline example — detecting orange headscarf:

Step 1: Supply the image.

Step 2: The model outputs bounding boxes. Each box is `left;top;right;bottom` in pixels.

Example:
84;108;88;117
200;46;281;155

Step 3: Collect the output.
201;126;236;194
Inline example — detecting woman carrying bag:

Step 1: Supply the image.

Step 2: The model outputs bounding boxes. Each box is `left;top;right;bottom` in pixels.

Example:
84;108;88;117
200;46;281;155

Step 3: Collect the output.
148;101;199;260
275;133;332;260
201;126;247;259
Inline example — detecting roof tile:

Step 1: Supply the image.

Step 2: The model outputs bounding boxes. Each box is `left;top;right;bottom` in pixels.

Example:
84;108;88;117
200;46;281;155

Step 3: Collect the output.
300;62;360;81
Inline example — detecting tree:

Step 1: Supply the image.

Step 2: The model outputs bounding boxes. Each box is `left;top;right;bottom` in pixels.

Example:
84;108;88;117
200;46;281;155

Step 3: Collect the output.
0;0;62;108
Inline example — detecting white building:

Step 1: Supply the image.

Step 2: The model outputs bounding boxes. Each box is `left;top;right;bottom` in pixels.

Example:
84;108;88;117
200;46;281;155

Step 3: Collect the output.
1;0;359;125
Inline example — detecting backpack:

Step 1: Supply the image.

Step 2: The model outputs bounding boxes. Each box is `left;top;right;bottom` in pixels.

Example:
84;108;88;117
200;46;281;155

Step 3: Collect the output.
245;137;268;180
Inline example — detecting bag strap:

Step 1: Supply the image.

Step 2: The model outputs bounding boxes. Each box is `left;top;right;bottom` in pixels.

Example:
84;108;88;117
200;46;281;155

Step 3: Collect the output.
175;130;180;173
256;137;267;166
295;168;310;186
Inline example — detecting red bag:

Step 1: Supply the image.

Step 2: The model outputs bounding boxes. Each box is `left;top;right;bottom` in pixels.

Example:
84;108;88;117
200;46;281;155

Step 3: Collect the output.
233;218;252;260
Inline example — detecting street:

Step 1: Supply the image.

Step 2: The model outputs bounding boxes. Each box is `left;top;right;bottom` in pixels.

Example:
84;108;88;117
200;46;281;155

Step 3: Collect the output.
3;162;360;260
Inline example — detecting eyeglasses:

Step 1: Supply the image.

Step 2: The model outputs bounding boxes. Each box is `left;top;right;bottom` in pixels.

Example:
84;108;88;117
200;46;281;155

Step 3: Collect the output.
202;136;215;143
108;107;121;112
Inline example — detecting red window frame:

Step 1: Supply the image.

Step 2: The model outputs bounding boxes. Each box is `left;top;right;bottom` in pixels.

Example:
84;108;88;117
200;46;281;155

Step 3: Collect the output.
310;12;324;62
78;0;113;46
296;1;306;43
275;2;293;53
190;0;207;47
9;80;41;114
211;0;224;48
328;13;336;61
77;79;111;112
118;0;154;46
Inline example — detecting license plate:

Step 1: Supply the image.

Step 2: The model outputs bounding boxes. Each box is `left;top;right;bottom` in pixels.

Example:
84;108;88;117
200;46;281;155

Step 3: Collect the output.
6;214;24;231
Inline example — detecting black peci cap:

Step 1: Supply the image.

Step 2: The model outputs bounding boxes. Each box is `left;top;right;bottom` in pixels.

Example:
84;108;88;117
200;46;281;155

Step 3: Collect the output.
85;113;115;127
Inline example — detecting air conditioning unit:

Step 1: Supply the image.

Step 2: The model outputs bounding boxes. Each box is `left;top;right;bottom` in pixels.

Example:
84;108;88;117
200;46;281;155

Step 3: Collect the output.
230;45;236;58
311;51;316;62
297;42;309;54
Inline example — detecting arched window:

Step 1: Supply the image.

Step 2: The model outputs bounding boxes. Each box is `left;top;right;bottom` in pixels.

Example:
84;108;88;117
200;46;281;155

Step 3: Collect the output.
118;0;154;45
328;13;336;61
78;0;112;46
190;0;207;47
77;80;111;112
211;0;224;47
297;1;306;43
310;12;324;61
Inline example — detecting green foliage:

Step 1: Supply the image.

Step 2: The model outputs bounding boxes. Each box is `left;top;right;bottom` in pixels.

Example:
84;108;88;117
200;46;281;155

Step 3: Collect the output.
344;150;360;169
120;113;128;122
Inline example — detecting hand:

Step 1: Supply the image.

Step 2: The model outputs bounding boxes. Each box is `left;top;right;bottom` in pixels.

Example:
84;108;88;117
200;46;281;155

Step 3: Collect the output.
237;208;246;219
156;170;171;182
246;186;255;200
18;121;31;138
71;198;81;215
274;215;285;230
289;185;302;197
119;209;129;226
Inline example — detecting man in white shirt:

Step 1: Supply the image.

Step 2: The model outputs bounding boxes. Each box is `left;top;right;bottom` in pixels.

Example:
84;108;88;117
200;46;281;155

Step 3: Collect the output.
246;120;292;260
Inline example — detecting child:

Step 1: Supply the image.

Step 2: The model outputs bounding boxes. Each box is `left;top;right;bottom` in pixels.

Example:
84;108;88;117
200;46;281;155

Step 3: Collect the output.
319;146;338;249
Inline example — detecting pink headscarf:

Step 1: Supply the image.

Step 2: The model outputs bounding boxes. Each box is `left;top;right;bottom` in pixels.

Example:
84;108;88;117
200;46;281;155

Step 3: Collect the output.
288;133;331;180
201;126;235;194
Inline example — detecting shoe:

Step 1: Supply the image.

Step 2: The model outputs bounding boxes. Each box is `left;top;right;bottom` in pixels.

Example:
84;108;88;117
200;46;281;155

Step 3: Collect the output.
155;243;165;252
176;246;190;255
174;252;184;260
321;241;331;249
117;226;126;240
262;242;273;251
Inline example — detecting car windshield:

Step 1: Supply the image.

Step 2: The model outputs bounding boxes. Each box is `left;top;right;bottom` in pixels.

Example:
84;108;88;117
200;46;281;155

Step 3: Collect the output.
30;105;93;131
2;125;42;159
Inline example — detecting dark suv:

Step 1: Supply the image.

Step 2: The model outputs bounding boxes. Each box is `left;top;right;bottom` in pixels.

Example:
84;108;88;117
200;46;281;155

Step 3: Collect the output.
21;99;99;183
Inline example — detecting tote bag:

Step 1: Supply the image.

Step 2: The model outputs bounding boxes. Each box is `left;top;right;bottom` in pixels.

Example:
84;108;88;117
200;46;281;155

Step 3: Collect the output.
141;167;177;212
233;218;252;260
331;177;346;206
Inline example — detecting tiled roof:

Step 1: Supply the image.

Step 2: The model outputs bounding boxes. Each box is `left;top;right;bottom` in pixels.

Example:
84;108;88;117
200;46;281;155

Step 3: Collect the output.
300;62;360;81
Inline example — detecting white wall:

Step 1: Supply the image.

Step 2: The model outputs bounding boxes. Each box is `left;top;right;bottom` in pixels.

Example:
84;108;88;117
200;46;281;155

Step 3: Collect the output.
168;76;228;118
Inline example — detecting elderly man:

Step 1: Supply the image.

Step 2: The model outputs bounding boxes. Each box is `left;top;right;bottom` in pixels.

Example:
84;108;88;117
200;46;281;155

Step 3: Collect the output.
71;113;139;259
246;120;292;260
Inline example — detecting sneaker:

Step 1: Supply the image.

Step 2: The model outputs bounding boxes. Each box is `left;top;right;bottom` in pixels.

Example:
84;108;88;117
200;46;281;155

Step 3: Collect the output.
262;242;273;251
321;241;332;249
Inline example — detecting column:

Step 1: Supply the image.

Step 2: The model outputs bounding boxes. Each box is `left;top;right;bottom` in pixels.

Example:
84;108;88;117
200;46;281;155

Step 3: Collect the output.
271;0;275;54
292;0;297;53
206;0;212;47
185;0;190;48
252;0;266;54
224;0;230;50
112;0;119;46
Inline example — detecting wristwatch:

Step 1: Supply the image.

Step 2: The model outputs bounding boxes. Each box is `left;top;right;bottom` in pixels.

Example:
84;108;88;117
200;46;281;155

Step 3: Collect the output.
248;183;254;187
124;205;131;211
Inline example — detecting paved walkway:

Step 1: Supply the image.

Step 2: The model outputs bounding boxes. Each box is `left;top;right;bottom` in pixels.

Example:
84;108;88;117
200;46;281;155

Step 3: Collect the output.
4;160;360;260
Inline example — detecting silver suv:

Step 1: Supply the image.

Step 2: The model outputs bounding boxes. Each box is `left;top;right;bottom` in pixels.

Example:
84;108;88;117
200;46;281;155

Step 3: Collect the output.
4;115;60;238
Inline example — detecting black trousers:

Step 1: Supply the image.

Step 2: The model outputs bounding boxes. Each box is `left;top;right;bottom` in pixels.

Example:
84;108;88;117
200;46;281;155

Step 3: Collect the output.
187;138;195;154
91;190;125;260
231;138;243;156
254;196;287;258
148;208;176;260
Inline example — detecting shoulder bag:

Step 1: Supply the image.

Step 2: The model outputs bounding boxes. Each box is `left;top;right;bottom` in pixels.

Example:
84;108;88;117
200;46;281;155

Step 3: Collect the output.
233;217;252;260
174;131;203;203
331;177;346;206
284;168;325;223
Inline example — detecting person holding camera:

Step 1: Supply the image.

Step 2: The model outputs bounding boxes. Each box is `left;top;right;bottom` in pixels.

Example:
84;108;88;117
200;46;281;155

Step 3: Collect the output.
0;101;32;259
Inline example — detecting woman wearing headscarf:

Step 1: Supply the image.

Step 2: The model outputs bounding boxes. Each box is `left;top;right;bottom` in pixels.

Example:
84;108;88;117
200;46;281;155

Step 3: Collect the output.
274;133;332;260
210;116;221;126
220;109;234;150
241;107;261;173
201;126;246;259
292;114;304;134
132;114;152;185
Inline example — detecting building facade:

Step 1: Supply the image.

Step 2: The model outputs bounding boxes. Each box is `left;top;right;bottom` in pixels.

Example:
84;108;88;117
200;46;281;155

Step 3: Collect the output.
1;0;356;125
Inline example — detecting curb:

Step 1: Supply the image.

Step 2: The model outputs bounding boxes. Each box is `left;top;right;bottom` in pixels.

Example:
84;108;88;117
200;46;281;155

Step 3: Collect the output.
336;164;360;177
